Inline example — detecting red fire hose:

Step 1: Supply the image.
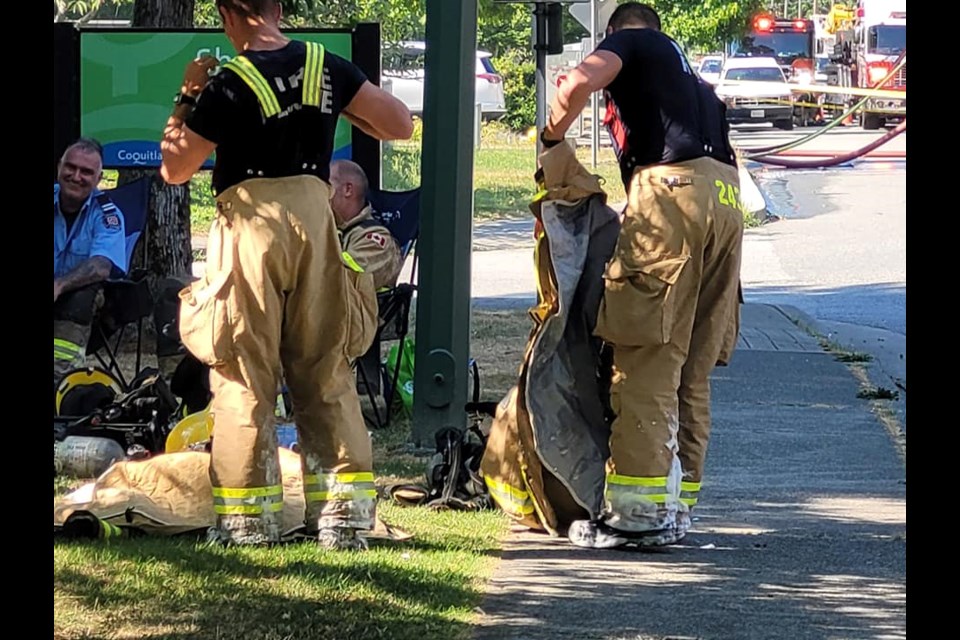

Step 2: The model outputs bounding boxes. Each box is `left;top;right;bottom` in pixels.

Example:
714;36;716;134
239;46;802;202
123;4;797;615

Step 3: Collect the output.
740;49;907;166
746;119;905;168
762;149;904;159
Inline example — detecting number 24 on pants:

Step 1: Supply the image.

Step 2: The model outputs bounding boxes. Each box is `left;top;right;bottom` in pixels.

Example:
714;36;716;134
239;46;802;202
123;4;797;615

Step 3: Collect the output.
715;180;745;214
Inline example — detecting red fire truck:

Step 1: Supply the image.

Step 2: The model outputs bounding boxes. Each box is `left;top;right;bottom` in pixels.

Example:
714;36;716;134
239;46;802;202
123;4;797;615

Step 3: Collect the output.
838;0;906;129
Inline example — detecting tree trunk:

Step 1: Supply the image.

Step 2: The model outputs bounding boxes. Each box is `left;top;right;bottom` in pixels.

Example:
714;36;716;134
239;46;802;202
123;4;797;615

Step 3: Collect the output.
133;0;195;27
120;0;197;287
119;171;193;282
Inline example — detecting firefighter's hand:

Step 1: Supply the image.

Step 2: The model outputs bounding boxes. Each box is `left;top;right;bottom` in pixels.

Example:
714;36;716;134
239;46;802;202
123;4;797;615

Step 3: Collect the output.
181;55;218;97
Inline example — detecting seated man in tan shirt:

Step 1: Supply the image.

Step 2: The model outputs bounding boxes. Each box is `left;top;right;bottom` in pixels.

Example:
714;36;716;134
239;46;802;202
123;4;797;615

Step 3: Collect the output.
330;160;404;404
330;159;403;291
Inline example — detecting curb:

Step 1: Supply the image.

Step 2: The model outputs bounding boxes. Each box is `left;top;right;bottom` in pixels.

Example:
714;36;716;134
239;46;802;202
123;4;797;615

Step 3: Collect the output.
770;304;825;339
772;303;907;436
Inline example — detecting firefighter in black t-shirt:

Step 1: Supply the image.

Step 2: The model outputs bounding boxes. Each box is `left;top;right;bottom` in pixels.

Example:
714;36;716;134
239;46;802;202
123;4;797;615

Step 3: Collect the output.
159;0;413;549
542;2;744;549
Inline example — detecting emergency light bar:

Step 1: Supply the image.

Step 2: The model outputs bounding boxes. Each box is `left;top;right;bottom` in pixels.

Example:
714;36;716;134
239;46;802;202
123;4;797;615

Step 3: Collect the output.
753;14;812;31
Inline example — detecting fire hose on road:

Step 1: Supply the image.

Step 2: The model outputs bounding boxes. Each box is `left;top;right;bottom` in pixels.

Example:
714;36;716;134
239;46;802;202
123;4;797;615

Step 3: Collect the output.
739;51;906;168
743;119;905;168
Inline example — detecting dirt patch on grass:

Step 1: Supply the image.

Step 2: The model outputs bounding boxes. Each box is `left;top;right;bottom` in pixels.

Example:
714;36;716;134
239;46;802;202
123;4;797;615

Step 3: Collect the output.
470;308;531;402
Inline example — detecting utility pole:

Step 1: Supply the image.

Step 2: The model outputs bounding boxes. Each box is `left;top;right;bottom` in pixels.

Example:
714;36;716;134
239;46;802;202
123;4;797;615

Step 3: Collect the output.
412;0;478;447
530;2;563;156
497;1;568;156
533;3;549;156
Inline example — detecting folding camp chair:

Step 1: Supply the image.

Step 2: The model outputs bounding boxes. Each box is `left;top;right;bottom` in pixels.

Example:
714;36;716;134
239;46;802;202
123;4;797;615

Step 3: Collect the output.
84;176;155;391
354;186;421;429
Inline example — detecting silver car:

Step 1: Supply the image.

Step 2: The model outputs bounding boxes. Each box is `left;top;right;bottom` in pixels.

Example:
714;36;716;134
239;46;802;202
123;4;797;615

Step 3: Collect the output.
382;41;507;119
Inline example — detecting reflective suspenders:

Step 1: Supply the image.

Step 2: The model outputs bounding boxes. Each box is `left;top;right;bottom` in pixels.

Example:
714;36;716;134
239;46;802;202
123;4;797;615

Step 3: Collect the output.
303;41;325;108
222;42;326;117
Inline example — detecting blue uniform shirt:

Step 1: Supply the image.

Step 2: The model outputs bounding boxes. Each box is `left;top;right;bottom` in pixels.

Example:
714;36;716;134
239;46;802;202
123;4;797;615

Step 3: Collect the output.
53;184;128;279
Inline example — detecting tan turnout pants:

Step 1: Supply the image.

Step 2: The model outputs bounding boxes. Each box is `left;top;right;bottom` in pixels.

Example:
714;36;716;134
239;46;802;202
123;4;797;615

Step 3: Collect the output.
178;175;377;543
594;156;743;533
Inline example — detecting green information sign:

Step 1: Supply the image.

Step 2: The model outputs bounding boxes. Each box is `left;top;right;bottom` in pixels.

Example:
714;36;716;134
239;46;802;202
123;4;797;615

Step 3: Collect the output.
79;30;353;168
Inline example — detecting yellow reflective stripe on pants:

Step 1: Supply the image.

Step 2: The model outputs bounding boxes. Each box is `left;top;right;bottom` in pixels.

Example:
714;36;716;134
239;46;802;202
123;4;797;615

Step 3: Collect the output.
606;474;669;505
223;55;281;118
485;477;535;516
680;481;701;507
303;472;377;503
101;520;124;538
303;42;326;107
212;484;284;515
54;338;83;361
607;474;669;487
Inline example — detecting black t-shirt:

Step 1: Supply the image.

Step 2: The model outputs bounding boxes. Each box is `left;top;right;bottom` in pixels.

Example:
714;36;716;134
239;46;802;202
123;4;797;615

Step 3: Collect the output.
187;40;367;195
596;28;736;184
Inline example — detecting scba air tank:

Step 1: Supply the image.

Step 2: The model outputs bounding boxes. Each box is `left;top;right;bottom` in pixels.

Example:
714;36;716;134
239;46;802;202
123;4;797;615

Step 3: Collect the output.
54;436;126;478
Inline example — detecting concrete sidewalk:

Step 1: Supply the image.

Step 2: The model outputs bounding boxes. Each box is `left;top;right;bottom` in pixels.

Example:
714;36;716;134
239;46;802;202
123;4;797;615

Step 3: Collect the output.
472;303;906;640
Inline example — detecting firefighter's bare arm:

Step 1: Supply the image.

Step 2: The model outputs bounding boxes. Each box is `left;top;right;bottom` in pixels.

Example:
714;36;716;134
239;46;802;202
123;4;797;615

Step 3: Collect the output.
543;51;623;142
160;121;217;185
53;256;112;302
160;56;220;185
342;82;415;141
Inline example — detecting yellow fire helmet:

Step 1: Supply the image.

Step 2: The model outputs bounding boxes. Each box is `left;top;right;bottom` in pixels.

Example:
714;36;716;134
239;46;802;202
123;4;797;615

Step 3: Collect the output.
55;367;124;416
165;405;214;453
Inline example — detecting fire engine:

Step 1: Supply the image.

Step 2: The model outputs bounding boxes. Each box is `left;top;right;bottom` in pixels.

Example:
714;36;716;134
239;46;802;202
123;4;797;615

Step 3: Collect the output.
734;13;816;82
823;1;906;129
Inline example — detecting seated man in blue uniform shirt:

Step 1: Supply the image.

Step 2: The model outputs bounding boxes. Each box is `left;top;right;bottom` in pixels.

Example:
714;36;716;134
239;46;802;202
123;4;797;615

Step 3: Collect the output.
53;137;127;386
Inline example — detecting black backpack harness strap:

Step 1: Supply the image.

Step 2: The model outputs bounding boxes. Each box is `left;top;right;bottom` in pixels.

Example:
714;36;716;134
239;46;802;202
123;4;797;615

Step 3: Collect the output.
387;360;497;511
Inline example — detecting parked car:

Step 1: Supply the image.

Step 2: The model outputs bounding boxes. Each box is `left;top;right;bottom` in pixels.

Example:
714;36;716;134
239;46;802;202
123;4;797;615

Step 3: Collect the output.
714;56;795;130
696;54;725;86
381;41;507;120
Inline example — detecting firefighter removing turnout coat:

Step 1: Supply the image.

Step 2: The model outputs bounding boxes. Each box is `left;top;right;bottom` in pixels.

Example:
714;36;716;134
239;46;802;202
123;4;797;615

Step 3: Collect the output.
480;141;620;535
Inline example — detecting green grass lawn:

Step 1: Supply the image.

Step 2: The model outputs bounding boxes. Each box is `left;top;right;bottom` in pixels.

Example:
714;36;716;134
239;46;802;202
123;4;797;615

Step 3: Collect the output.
55;504;506;640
